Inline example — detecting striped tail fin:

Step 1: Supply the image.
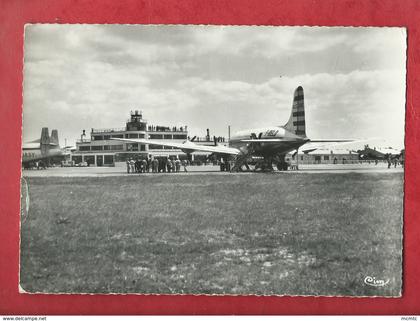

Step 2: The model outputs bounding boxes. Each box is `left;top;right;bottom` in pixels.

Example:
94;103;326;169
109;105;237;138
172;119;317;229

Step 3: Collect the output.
283;86;306;138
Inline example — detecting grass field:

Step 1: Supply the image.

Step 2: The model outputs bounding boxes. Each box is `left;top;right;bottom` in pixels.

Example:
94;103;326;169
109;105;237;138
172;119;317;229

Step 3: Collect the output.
20;172;403;296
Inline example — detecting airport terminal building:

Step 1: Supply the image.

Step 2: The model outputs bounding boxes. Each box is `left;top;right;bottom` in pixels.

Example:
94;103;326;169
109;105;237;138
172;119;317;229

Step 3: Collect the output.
71;110;225;166
287;148;360;165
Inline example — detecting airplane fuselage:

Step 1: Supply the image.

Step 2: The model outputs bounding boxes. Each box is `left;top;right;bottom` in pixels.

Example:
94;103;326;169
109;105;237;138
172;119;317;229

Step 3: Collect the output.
22;146;66;163
229;126;309;157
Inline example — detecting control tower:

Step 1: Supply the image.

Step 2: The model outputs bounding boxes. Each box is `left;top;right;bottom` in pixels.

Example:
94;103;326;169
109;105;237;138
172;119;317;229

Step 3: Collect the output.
126;110;147;131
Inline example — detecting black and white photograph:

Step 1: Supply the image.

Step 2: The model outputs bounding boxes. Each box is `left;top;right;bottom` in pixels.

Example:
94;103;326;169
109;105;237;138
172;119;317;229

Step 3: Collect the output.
20;25;405;296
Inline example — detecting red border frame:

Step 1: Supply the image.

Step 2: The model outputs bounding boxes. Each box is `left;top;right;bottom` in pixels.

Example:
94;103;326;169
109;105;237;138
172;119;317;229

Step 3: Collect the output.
1;0;419;315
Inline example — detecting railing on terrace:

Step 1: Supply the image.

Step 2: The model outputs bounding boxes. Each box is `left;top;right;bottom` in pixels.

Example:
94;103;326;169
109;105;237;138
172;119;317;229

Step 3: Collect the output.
126;118;147;123
147;126;187;132
76;139;92;143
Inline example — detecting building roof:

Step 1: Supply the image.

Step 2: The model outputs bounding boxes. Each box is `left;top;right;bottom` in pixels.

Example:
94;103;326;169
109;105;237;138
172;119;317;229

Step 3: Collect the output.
307;148;358;155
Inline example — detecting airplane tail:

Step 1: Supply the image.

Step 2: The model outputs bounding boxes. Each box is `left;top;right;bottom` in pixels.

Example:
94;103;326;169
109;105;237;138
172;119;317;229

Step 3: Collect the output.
283;86;307;138
50;129;59;147
40;127;50;145
40;127;50;155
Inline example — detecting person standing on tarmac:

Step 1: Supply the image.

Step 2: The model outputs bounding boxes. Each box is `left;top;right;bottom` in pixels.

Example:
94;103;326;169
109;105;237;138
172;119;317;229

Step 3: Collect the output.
159;158;164;172
138;159;143;173
220;157;225;172
126;159;131;173
225;159;231;172
171;158;175;172
151;157;156;173
153;157;159;173
130;158;136;173
161;158;166;173
146;157;151;172
175;157;181;172
142;158;147;173
135;159;140;173
182;159;188;172
167;157;172;173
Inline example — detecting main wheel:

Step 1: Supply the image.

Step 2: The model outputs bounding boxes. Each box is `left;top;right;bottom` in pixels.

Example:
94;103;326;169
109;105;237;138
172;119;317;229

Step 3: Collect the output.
277;162;289;171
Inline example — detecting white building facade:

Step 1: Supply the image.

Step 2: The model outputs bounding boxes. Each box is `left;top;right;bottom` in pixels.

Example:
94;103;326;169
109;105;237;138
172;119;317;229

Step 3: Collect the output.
71;110;189;166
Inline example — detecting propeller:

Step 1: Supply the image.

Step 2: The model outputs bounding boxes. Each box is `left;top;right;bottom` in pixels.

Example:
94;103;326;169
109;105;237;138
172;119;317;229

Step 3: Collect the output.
190;136;197;142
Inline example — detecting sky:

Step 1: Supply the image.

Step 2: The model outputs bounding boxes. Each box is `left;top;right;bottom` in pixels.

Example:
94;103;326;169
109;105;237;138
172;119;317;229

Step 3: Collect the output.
22;25;407;148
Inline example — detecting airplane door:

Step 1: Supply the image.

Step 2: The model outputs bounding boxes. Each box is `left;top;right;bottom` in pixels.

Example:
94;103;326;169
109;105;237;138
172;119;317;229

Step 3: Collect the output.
97;155;103;167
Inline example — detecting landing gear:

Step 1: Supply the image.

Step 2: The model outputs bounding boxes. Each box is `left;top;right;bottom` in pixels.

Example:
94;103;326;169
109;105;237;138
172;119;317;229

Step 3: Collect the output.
274;154;290;171
232;154;290;172
276;161;289;171
232;160;251;172
231;153;251;172
254;158;274;172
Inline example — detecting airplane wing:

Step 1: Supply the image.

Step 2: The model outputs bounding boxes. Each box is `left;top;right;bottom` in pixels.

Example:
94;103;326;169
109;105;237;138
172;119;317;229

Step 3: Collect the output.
309;139;357;143
22;142;41;149
111;138;240;155
300;139;371;154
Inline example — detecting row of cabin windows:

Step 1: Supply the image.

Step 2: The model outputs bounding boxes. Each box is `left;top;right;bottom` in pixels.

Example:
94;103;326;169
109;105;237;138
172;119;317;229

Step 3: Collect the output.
92;134;187;140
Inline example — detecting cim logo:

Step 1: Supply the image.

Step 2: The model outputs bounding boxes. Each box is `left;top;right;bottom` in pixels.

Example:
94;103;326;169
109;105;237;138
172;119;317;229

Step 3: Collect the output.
364;276;390;287
265;129;279;137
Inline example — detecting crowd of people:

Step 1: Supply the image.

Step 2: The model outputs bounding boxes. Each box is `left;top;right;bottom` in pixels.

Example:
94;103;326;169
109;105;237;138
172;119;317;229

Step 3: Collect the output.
387;156;403;169
126;156;188;173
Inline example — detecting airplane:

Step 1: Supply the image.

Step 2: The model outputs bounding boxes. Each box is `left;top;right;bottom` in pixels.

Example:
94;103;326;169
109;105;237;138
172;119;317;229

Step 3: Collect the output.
356;144;403;161
22;128;71;168
112;86;354;171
